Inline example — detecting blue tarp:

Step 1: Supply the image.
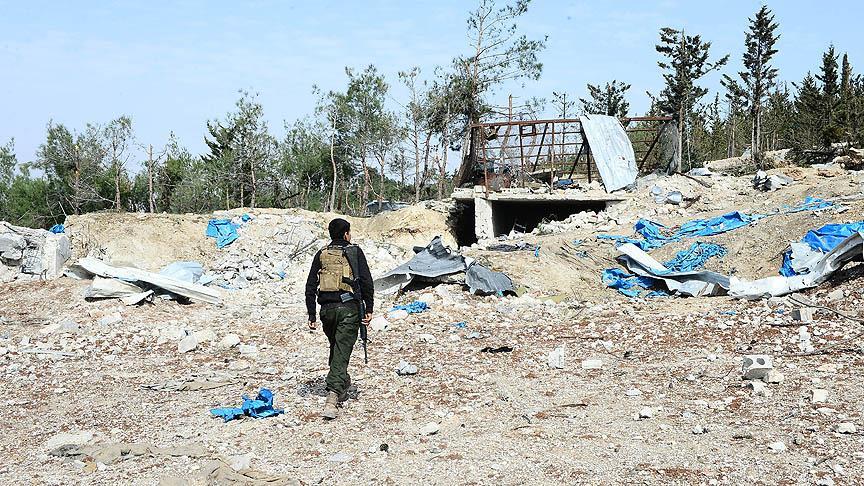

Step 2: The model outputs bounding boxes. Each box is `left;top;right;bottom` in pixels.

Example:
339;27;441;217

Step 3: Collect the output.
210;388;283;422
206;219;239;248
783;196;833;214
663;242;728;272
391;301;429;314
49;224;65;234
780;220;864;276
603;242;727;297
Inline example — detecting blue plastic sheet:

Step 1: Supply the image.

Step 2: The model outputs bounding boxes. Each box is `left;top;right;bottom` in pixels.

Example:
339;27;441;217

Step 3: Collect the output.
210;388;283;422
206;219;239;248
602;268;659;297
780;220;864;276
49;224;65;234
783;196;833;214
391;301;429;314
662;242;727;272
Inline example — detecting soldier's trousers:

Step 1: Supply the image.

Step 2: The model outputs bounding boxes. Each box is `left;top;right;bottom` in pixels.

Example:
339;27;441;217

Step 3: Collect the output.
320;304;360;396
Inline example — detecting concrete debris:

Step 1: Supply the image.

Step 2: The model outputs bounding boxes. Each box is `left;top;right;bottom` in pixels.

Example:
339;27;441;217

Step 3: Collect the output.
811;389;829;403
580;358;603;370
44;431;94;450
741;355;773;380
238;344;258;355
764;370;785;384
327;452;354;463
0;221;70;282
419;422;440;436
547;346;565;369
388;309;410;321
826;289;844;302
791;307;814;322
177;333;198;353
768;441;787;452
638;407;654;419
835;422;857;434
624;388;642;397
753;170;793;191
396;360;418;376
219;333;241;349
369;316;390;331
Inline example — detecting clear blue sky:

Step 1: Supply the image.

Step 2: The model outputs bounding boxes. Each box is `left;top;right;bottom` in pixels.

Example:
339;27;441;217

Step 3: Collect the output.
2;0;861;167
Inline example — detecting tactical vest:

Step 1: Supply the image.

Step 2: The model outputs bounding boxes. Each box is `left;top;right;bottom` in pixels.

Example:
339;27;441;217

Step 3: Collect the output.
318;245;355;293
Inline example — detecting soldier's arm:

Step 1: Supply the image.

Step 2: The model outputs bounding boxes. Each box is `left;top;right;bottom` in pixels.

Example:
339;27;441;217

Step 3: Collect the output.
305;250;322;322
355;248;374;315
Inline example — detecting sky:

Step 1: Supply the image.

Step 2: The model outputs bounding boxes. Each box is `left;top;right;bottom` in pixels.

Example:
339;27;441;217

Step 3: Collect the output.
2;0;862;168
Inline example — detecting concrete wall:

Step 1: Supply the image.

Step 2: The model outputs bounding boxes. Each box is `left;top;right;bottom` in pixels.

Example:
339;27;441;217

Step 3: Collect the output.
474;198;494;241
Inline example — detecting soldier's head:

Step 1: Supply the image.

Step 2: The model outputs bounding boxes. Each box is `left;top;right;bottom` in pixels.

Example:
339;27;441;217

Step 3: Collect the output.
328;218;351;242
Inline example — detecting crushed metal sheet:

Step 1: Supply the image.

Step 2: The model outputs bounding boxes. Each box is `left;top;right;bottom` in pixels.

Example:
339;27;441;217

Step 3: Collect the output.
579;115;637;192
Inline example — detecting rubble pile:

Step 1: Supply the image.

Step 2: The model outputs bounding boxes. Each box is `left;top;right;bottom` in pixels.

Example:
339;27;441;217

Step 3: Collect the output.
0;221;70;282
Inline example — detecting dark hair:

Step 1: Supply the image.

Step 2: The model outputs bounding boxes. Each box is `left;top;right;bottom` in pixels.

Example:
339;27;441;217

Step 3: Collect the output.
328;218;351;240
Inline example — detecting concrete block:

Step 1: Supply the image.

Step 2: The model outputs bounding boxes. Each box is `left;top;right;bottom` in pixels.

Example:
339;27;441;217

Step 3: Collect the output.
792;307;814;323
742;355;773;380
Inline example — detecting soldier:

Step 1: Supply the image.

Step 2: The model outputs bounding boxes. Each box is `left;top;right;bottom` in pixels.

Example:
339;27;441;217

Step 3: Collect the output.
305;218;374;419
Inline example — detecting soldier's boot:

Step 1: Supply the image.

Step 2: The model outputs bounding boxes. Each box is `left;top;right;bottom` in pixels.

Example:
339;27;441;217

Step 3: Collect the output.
322;391;339;420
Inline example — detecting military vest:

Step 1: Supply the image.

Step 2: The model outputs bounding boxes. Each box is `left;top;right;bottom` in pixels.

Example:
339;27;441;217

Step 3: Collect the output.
318;245;356;293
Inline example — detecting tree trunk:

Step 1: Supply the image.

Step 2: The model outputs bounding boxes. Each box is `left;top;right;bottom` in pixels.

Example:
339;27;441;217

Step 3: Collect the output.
250;158;257;209
677;104;684;173
328;128;337;212
147;144;155;213
114;161;121;211
413;123;421;204
377;153;386;213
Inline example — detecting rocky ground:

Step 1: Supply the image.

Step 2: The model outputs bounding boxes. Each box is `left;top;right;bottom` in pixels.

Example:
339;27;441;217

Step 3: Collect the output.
1;165;864;485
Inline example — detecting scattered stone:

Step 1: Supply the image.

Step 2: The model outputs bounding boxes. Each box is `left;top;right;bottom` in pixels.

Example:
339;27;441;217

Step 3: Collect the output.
228;453;253;471
748;381;770;396
219;333;241;349
327;452;353;463
638;407;653;419
238;344;258;355
741;355;773;380
581;359;603;370
791;307;814;323
419;422;439;436
177;334;198;353
763;370;785;384
768;441;786;452
193;328;218;343
826;289;844;302
811;389;829;403
418;333;437;344
98;313;122;326
625;388;642;397
396;360;418;376
45;430;94;449
369;316;389;332
228;360;250;371
835;422;857;434
692;425;708;435
547;346;565;369
817;477;835;486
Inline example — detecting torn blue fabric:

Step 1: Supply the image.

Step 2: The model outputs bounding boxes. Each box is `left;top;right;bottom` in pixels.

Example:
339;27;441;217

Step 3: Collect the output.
783;196;833;214
602;268;659;297
391;301;429;314
206;219;240;248
662;242;727;272
210;388;283;422
780;220;864;276
49;224;65;234
599;212;758;251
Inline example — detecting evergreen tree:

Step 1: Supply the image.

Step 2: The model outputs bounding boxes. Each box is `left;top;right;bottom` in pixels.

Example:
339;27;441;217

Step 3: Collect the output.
792;72;823;155
817;45;841;146
655;27;729;171
579;81;631;117
722;5;779;168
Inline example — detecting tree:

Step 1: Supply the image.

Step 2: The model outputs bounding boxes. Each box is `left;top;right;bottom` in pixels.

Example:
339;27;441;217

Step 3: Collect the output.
792;72;823;153
579;81;631;117
656;27;729;171
37;121;109;216
837;53;858;143
103;116;134;211
398;67;436;203
452;0;545;139
0;139;16;216
550;91;575;119
231;91;275;208
722;5;779;168
817;45;841;147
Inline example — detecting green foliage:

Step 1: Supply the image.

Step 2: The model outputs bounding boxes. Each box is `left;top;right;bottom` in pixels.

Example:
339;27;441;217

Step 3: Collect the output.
579;81;631;117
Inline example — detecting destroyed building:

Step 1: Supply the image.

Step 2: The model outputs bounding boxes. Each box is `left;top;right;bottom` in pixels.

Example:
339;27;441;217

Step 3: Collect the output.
449;115;673;244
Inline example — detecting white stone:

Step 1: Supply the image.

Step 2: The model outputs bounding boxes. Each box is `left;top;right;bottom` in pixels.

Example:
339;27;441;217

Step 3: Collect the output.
547;346;565;369
768;441;786;452
836;422;857;434
396;361;418;376
826;289;844;302
388;309;409;321
811;389;829;403
45;431;94;449
748;381;770;396
219;333;241;348
638;407;653;419
98;313;122;326
238;344;258;355
177;334;198;353
625;388;642;397
228;453;253;471
581;359;603;370
419;422;440;436
741;355;773;380
763;370;785;384
369;316;389;332
792;307;814;322
193;329;217;343
692;425;707;435
418;333;437;344
327;452;354;463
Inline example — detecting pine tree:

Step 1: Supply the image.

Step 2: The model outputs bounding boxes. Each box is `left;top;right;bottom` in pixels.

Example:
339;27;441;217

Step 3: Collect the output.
817;45;841;147
579;81;631;117
792;72;823;155
656;27;729;171
722;5;779;168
